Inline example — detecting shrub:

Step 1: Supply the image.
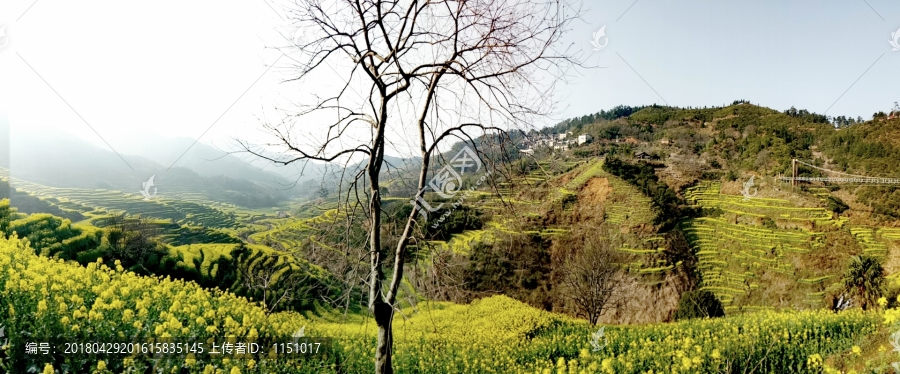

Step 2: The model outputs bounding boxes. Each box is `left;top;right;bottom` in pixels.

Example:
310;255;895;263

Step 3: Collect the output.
701;207;725;218
825;196;849;214
673;289;725;320
725;170;739;181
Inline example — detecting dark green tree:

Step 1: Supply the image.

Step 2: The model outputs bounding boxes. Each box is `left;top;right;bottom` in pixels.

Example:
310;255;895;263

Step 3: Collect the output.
673;290;725;320
0;199;15;236
843;256;884;310
825;196;849;214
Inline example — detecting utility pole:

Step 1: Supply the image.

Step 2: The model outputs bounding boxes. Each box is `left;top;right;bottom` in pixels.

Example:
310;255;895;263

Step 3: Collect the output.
791;159;798;187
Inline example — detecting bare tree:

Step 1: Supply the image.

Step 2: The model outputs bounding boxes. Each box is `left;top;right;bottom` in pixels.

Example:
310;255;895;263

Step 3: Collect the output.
243;0;581;372
560;232;626;325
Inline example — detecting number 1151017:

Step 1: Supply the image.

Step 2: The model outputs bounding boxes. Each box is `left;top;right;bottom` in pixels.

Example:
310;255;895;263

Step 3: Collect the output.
272;342;322;355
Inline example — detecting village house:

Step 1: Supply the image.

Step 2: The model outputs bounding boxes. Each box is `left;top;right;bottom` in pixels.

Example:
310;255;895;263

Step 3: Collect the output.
577;134;592;145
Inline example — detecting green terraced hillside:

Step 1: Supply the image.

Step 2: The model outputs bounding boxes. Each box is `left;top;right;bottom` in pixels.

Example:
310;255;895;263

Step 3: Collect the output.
681;182;898;313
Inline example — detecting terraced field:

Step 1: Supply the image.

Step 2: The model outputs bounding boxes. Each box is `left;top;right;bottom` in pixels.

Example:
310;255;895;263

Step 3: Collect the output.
564;159;604;190
682;217;826;312
0;176;283;248
428;228;496;254
7;177;242;229
496;159;583;199
169;243;243;276
619;235;672;275
603;176;655;226
248;208;349;252
418;158;664;282
682;182;870;313
684;182;846;227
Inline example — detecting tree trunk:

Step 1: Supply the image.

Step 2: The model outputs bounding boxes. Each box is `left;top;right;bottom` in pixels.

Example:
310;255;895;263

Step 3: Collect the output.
373;298;394;374
369;98;391;373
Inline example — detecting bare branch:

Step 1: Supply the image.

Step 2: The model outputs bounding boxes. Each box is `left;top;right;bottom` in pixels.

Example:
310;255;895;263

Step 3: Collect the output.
243;0;584;372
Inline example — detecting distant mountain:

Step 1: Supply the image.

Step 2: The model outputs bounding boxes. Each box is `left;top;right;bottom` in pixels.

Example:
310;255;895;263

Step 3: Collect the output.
9;129;159;189
238;144;423;198
229;145;337;185
109;134;301;187
236;145;421;184
3;128;296;208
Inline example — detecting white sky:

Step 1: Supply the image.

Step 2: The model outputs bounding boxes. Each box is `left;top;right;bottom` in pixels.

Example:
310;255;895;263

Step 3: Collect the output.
1;0;302;155
2;0;900;164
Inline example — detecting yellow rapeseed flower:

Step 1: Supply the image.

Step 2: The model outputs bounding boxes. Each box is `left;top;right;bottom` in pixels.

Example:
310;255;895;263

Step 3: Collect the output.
807;353;822;368
601;358;614;374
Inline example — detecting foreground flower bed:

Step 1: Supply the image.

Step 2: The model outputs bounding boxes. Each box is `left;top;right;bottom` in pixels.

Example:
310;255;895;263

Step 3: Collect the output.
315;297;877;373
0;235;879;373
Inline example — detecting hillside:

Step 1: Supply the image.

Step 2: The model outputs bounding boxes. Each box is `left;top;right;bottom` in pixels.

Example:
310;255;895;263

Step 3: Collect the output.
536;103;900;226
7;102;900;372
385;102;900;326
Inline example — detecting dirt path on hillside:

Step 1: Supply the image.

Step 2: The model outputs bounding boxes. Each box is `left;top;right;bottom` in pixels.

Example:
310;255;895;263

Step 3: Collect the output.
580;177;611;205
574;177;611;222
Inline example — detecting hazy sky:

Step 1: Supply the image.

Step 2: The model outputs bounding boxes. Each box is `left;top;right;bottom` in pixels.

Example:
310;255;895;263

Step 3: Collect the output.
1;0;899;160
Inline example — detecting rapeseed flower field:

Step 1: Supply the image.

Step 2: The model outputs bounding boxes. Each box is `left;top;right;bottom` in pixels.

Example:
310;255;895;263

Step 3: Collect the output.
0;234;880;373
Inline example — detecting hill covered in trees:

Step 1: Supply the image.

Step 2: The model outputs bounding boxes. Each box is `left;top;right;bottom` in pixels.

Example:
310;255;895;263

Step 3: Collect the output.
529;102;900;220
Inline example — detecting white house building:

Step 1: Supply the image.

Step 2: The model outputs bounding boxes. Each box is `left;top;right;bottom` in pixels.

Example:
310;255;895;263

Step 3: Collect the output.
577;134;592;145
